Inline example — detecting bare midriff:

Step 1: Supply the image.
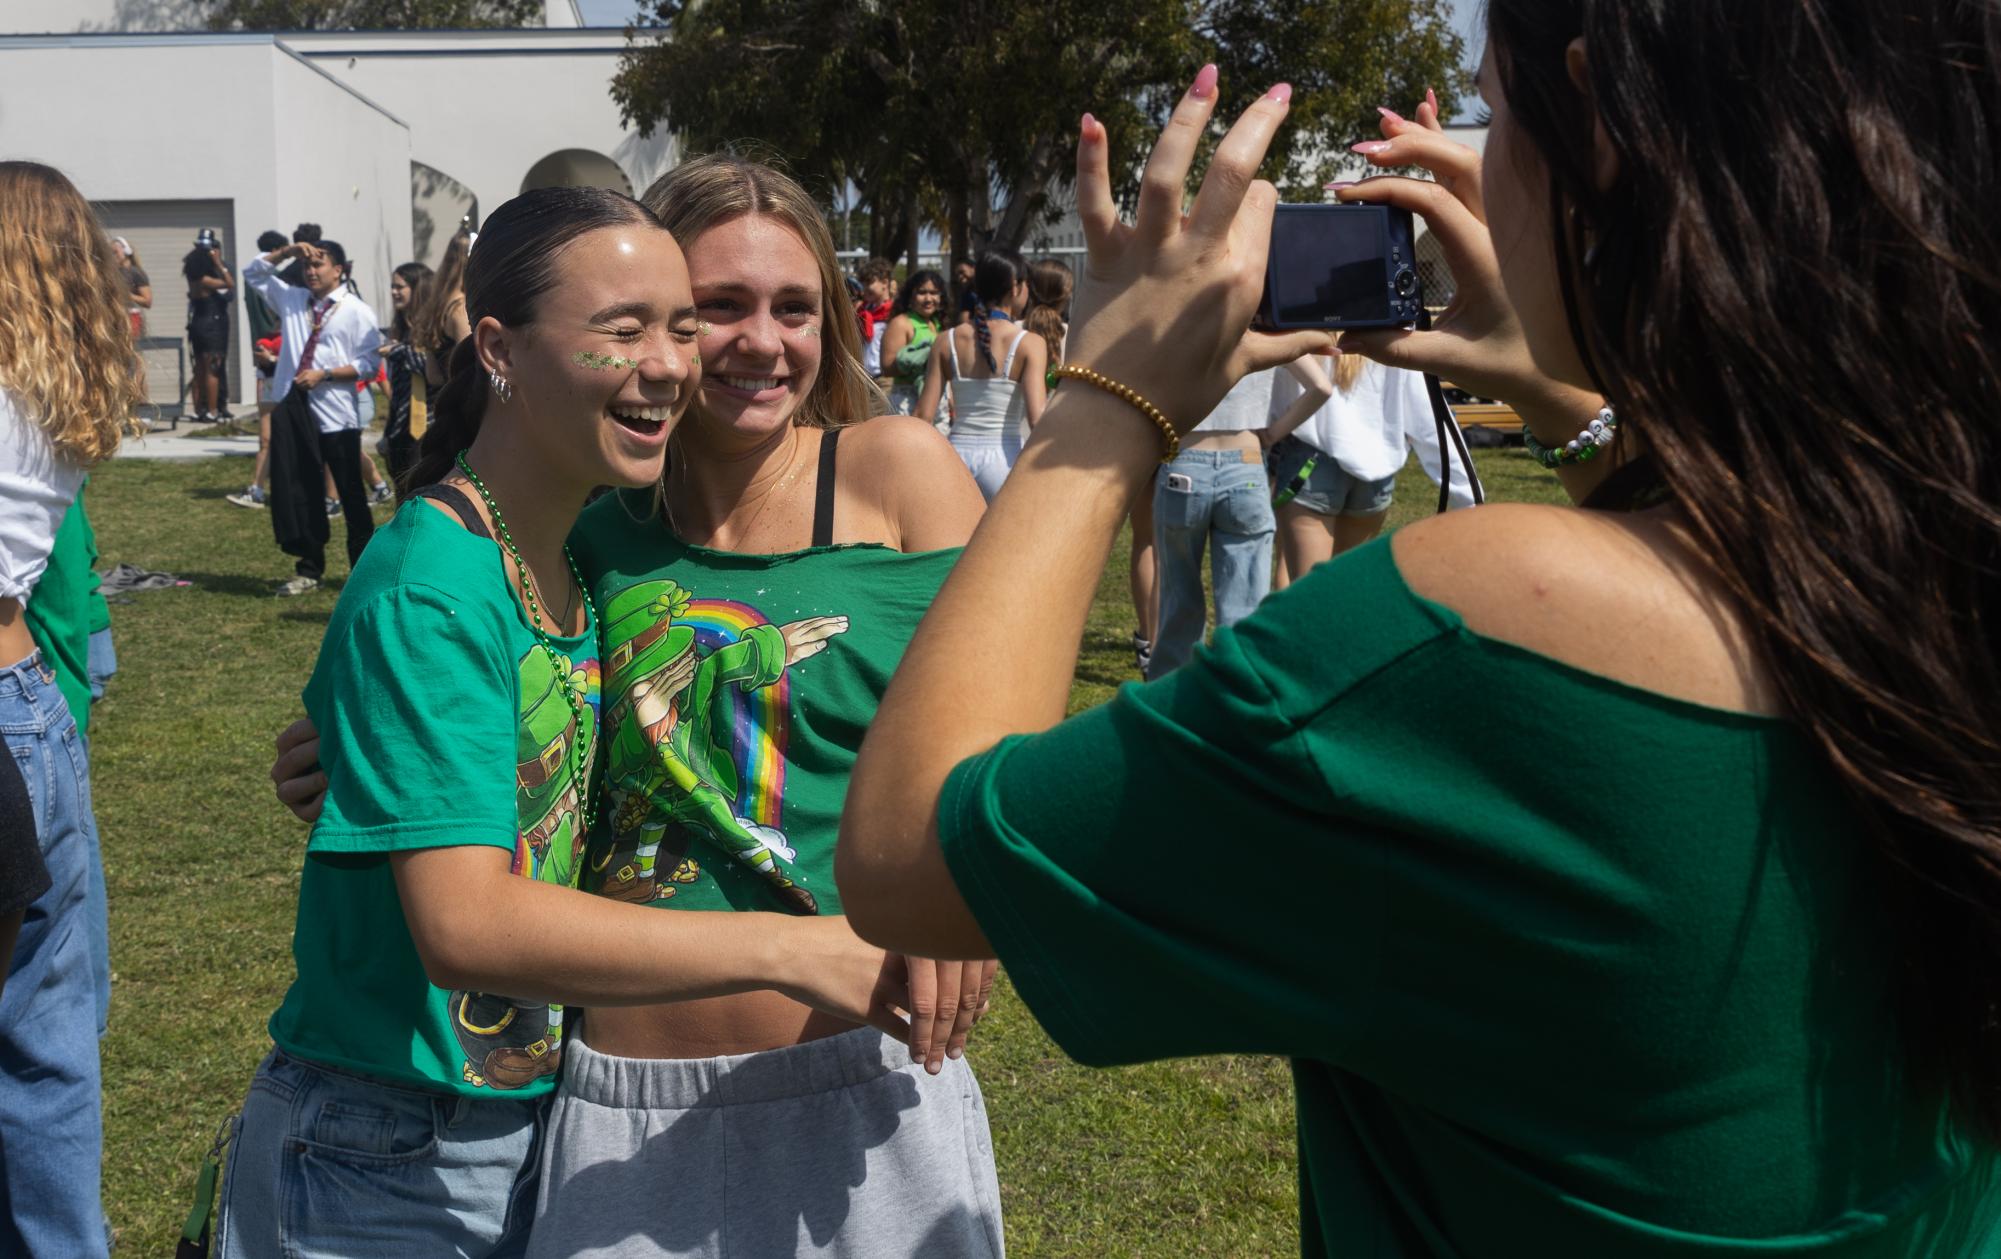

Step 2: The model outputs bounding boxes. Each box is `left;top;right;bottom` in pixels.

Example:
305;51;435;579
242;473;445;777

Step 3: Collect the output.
0;598;35;669
580;991;860;1061
1182;428;1262;454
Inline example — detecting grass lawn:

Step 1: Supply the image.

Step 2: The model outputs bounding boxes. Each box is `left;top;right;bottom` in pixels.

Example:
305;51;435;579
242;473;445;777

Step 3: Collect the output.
85;442;1562;1255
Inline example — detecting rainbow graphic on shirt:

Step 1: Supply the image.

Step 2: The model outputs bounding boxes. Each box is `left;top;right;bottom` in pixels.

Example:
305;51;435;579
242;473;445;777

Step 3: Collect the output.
678;598;787;827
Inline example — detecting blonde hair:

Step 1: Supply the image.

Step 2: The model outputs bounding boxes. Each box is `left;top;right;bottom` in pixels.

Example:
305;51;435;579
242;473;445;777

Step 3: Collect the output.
0;162;143;465
640;154;881;429
1331;352;1365;392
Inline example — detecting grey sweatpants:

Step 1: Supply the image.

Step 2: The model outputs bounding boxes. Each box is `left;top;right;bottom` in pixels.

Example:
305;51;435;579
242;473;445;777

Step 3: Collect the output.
527;1027;1004;1258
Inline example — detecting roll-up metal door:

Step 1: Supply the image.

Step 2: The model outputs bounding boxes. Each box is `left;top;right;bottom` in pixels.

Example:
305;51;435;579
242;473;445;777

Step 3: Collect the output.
94;200;238;417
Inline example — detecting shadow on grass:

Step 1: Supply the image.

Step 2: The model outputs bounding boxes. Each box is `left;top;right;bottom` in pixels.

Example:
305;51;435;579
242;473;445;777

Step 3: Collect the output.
1074;628;1143;691
176;571;291;599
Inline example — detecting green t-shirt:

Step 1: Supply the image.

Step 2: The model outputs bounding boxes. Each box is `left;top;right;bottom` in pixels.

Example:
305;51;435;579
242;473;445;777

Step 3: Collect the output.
571;488;958;916
939;536;2000;1256
269;503;601;1098
25;480;103;734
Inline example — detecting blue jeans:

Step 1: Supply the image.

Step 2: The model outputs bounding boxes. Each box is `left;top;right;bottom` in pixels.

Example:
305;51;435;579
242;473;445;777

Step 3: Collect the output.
1150;448;1275;678
85;626;115;703
217;1048;547;1259
0;652;107;1259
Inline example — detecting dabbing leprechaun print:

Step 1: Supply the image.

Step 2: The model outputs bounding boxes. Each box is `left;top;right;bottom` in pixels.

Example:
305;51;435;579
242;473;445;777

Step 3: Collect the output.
590;579;846;916
450;644;600;1090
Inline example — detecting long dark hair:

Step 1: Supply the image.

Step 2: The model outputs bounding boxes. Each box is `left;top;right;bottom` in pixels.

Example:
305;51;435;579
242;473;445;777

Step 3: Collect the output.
409;228;472;355
968;248;1028;372
390;261;432;344
406;186;666;491
1487;1;2001;1133
893;267;947;324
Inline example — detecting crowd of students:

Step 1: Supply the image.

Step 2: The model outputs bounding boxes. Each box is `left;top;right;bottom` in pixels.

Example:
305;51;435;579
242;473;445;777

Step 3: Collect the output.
3;3;2000;1255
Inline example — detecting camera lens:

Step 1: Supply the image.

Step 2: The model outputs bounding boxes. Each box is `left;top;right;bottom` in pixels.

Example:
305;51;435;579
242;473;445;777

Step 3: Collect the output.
1394;266;1419;297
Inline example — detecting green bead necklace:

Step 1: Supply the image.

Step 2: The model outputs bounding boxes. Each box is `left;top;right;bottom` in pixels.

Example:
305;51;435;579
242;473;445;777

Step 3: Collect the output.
455;450;600;829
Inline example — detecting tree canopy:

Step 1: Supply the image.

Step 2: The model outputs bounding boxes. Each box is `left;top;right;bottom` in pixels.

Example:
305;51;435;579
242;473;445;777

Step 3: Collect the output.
201;0;541;28
612;0;1471;262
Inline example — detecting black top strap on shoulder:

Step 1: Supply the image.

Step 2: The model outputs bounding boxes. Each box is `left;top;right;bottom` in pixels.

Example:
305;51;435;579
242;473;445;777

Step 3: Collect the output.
811;427;842;548
411;482;492;541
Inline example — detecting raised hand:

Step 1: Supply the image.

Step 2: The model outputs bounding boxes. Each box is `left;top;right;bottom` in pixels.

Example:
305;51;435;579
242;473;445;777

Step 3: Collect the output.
778;615;848;667
1062;66;1337;435
1332;92;1539;405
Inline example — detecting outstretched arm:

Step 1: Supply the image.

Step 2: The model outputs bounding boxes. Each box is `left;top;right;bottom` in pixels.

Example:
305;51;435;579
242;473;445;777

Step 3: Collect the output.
838;80;1332;959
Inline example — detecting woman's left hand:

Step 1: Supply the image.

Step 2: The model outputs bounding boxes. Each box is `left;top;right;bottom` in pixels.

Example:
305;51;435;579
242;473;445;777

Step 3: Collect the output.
903;956;998;1074
272;717;325;823
1062;69;1336;435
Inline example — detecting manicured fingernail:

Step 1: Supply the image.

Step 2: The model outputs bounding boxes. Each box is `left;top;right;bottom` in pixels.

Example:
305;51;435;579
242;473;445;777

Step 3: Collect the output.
1426;87;1439;114
1378;106;1406;126
1190;64;1218;99
1350;141;1392;155
1267;82;1292;105
1081;111;1096;133
1324;181;1357;191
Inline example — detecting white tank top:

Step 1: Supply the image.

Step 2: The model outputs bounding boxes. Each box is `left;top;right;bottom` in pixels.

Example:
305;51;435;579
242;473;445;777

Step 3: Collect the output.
947;326;1028;438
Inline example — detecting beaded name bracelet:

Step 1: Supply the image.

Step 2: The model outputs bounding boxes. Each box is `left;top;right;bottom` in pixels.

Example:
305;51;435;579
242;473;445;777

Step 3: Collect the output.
1053;364;1180;463
1522;405;1618;469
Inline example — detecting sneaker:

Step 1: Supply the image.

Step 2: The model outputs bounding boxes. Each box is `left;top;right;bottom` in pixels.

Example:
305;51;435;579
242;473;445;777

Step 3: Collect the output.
1132;632;1153;674
370;480;392;505
276;575;319;597
225;485;266;509
325;497;340;517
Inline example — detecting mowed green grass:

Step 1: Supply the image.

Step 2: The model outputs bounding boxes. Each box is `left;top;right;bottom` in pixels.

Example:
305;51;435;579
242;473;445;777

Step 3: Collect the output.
86;442;1561;1255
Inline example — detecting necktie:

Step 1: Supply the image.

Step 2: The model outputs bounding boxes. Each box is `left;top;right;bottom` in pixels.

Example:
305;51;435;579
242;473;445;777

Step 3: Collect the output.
295;297;336;374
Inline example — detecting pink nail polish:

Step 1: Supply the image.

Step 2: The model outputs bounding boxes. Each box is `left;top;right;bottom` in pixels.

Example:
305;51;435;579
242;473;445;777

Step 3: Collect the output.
1081;111;1096;134
1323;181;1358;190
1267;82;1293;105
1190;63;1218;99
1378;106;1406;126
1350;141;1392;155
1426;87;1439;114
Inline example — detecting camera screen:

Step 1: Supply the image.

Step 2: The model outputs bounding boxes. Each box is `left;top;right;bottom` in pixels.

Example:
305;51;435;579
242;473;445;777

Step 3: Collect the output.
1267;208;1390;325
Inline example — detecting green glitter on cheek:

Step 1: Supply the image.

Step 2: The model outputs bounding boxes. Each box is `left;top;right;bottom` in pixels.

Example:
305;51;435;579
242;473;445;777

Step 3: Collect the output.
573;350;641;371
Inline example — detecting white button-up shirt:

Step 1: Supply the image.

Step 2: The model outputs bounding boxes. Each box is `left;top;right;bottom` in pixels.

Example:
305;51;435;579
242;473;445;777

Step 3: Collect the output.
242;255;382;434
1268;357;1478;510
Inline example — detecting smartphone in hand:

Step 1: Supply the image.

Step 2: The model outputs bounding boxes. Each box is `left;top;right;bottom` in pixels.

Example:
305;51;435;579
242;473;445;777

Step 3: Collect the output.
1256;204;1423;331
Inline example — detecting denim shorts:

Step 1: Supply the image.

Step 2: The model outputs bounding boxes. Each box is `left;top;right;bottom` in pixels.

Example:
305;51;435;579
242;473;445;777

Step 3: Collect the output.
1267;436;1396;517
216;1047;547;1259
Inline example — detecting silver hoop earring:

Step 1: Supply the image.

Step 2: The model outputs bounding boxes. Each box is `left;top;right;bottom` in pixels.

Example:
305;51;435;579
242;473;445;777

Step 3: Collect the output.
489;371;513;403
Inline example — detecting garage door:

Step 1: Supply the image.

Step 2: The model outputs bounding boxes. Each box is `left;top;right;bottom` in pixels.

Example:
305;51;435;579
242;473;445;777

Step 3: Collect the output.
94;200;238;417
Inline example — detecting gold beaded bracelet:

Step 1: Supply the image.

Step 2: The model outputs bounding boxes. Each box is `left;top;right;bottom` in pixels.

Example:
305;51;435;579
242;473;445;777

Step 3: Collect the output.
1053;364;1180;463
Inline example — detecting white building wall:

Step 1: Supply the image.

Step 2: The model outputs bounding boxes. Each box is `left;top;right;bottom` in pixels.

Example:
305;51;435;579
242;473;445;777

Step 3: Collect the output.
287;30;674;232
0;36;410;404
267;49;415;323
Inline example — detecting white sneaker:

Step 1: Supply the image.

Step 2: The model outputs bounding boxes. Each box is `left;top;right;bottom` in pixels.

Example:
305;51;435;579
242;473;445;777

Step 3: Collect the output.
276;575;319;597
370;481;393;505
225;486;265;509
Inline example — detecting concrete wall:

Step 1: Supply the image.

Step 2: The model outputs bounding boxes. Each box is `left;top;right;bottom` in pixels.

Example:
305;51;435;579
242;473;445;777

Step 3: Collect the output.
0;36;410;402
287;29;674;229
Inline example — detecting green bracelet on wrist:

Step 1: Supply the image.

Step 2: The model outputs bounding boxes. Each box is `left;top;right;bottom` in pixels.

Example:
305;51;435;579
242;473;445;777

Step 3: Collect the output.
1523;406;1618;469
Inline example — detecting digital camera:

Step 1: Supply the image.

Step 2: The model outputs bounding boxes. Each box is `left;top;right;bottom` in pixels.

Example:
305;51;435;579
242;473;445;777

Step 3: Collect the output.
1255;203;1423;331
